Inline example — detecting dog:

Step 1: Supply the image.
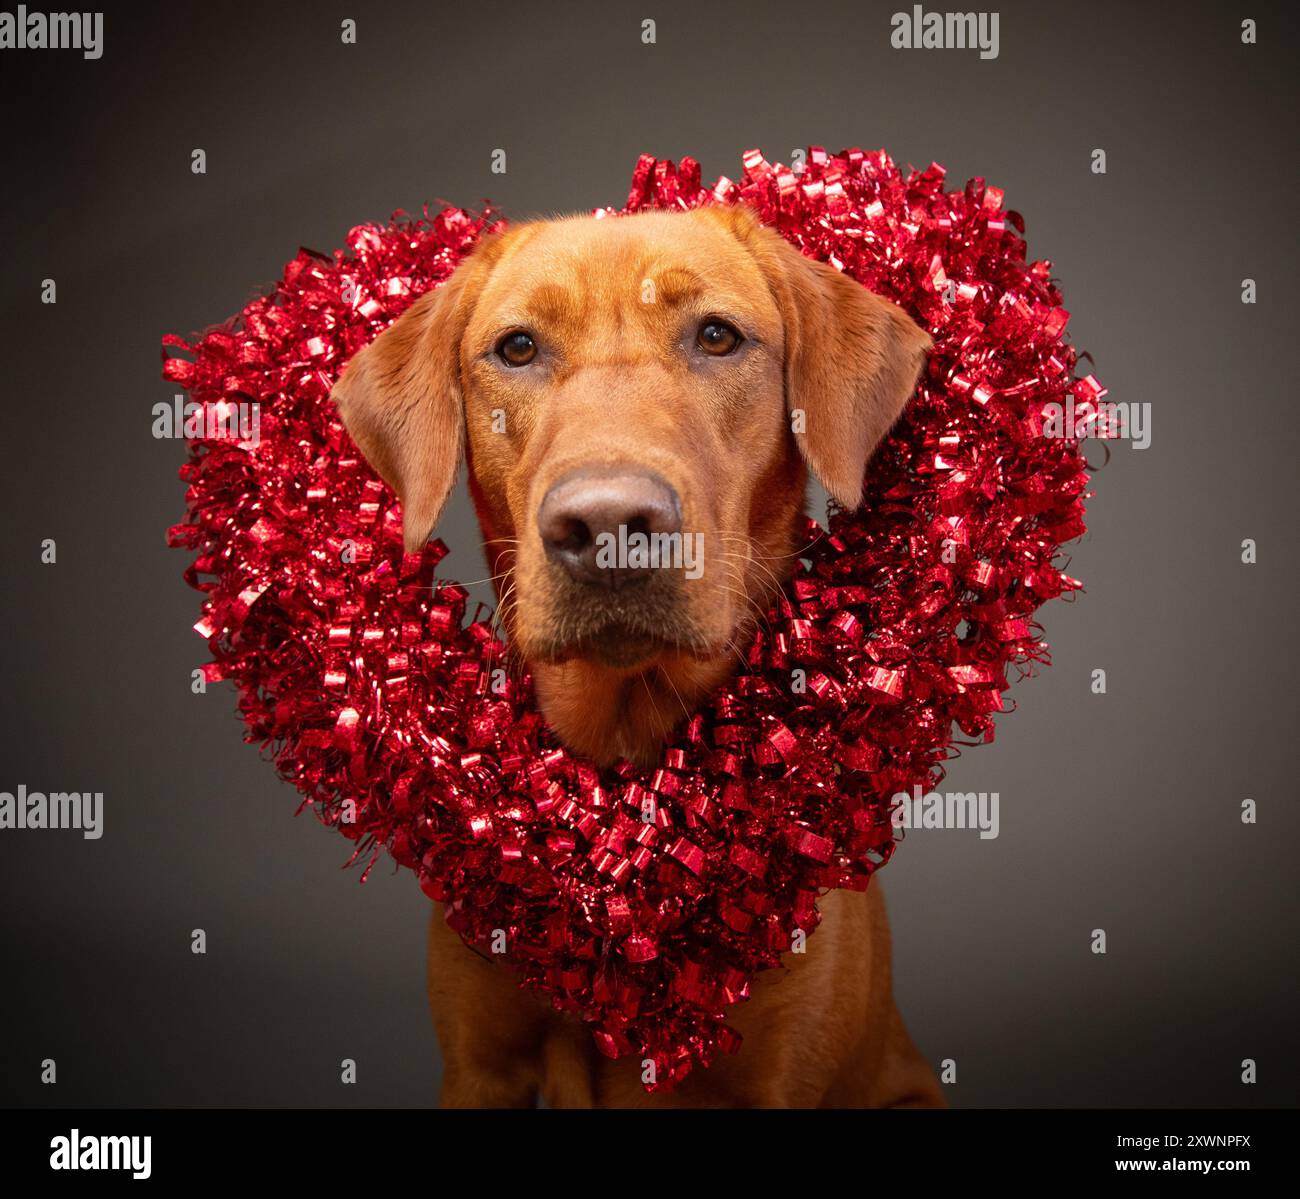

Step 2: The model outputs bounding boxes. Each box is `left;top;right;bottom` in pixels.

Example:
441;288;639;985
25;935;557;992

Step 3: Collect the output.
332;202;943;1108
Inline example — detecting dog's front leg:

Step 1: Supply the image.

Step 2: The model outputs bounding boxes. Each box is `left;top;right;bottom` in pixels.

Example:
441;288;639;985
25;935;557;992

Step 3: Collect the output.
438;1062;537;1108
427;908;547;1108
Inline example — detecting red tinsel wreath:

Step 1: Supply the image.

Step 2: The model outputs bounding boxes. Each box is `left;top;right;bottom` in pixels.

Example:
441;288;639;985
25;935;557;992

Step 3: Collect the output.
163;148;1096;1090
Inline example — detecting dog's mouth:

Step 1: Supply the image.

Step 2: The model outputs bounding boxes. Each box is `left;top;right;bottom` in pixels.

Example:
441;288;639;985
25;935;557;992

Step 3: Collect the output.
523;584;727;670
569;622;668;669
531;617;717;670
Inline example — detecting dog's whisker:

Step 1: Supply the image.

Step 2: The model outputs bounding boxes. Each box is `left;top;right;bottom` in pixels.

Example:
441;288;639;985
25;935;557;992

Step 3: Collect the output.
431;568;514;590
714;535;803;606
715;582;771;642
718;528;825;561
711;551;779;642
654;662;693;724
487;577;519;637
638;671;665;734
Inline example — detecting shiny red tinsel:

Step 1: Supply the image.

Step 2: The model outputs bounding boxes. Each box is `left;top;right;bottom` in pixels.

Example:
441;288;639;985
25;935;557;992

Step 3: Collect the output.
163;148;1096;1090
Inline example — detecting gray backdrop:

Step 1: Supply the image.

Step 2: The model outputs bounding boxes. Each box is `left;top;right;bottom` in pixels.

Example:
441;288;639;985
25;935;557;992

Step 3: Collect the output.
1;0;1296;1107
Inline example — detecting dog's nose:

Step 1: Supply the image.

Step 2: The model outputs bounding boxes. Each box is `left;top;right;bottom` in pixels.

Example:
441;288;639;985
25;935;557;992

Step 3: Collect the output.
537;467;682;587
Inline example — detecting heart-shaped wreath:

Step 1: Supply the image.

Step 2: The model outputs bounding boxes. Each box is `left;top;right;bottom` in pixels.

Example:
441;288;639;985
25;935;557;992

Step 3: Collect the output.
164;148;1095;1090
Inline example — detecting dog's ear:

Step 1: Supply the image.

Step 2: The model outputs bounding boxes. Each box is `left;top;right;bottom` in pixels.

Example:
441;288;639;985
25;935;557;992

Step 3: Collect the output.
331;249;489;553
726;206;932;509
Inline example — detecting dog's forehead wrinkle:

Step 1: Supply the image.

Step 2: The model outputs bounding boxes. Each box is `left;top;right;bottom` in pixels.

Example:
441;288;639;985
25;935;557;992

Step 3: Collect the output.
505;209;763;297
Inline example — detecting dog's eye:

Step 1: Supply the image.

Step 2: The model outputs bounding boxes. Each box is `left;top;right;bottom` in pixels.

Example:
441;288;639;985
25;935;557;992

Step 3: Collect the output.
697;320;742;356
497;331;537;367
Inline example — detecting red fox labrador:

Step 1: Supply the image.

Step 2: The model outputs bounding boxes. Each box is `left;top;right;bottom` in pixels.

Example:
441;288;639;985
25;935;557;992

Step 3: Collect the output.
332;203;942;1108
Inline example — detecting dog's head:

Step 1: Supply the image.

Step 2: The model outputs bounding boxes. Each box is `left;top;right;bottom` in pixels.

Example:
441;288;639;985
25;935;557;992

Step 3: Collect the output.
333;205;929;764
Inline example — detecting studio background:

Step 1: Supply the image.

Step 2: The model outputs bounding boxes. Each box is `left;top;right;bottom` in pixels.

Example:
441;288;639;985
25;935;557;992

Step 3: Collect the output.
1;0;1296;1107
